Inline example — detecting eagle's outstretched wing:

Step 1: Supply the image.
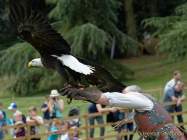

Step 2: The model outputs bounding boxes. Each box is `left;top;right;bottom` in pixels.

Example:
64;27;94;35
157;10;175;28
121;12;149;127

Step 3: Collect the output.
77;57;126;92
9;0;71;56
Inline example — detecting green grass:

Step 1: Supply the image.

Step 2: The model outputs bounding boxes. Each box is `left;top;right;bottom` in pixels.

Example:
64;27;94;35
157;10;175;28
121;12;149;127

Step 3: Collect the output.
1;55;187;139
122;55;187;89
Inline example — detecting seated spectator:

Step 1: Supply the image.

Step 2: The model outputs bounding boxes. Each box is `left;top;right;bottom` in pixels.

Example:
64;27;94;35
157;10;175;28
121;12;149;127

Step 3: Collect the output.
14;111;26;138
26;106;44;140
48;90;64;119
0;111;6;140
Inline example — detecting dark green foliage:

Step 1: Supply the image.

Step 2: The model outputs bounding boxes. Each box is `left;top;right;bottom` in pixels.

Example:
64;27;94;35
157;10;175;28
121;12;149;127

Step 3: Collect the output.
102;59;134;82
0;0;8;38
66;23;109;58
0;0;145;96
0;43;37;75
0;0;16;50
50;0;138;58
0;43;61;95
143;2;187;60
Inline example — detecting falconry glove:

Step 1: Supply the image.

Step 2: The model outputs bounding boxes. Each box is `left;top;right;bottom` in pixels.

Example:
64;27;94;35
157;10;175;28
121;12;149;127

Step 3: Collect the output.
61;86;103;103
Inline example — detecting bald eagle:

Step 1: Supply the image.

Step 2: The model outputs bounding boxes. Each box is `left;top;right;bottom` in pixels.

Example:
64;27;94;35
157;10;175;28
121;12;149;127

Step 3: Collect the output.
9;0;126;92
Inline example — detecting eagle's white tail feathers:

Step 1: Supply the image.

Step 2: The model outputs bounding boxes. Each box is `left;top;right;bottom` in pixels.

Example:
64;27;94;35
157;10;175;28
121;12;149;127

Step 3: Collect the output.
52;55;95;75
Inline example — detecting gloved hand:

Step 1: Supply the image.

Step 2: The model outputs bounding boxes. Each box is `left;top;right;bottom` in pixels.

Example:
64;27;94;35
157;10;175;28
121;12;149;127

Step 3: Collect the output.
61;86;103;103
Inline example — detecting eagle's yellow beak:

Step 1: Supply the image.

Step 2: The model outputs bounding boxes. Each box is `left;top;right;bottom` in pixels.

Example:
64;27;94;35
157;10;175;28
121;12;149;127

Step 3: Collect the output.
28;61;32;68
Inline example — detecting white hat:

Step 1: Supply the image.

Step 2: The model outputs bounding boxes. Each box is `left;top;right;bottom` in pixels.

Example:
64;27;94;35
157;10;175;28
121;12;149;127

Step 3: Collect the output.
50;89;60;97
8;102;17;110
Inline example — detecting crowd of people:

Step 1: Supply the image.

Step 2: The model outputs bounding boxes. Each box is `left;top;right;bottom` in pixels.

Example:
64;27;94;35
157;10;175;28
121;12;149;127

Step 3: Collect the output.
0;70;186;140
0;89;79;140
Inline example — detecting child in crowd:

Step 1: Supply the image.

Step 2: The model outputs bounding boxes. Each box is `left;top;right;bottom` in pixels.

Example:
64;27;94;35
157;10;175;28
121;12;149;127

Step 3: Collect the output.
60;121;79;140
48;119;62;140
14;111;26;138
7;102;25;138
60;121;69;140
68;108;81;137
26;106;44;140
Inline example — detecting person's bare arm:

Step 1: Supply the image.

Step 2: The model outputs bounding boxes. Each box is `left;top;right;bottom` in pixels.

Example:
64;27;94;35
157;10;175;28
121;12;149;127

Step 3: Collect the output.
26;118;36;125
58;99;64;112
33;116;44;125
48;99;53;113
96;95;109;105
96;104;114;113
180;95;186;101
176;95;185;106
171;96;178;102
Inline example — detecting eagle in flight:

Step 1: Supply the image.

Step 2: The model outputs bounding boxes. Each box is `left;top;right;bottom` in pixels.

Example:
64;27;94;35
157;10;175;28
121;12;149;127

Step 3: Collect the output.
9;0;126;92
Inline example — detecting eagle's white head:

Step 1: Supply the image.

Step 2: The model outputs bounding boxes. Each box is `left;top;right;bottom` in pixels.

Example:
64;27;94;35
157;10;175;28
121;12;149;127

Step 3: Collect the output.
28;58;44;68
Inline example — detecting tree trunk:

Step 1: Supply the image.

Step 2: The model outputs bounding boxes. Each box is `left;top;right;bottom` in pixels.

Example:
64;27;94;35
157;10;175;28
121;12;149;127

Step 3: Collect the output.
124;0;137;39
149;0;158;16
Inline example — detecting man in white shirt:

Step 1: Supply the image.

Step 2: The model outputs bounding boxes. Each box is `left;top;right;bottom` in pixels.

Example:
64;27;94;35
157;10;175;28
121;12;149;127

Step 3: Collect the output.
62;85;187;140
164;70;181;93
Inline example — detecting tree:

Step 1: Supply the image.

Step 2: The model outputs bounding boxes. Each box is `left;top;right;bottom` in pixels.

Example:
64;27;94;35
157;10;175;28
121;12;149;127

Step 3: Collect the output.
0;42;62;95
49;0;138;59
143;2;187;60
0;0;14;50
123;0;137;39
0;0;134;95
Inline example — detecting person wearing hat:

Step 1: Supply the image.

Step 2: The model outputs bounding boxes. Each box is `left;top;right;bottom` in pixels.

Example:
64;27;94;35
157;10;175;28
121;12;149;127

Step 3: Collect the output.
48;89;64;119
8;102;18;114
8;103;26;139
8;102;21;125
62;85;187;140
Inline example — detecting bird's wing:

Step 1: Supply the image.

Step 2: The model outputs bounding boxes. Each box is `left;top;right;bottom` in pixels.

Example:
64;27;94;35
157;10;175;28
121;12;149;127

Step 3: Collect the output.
9;0;71;55
52;55;95;75
77;57;126;92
